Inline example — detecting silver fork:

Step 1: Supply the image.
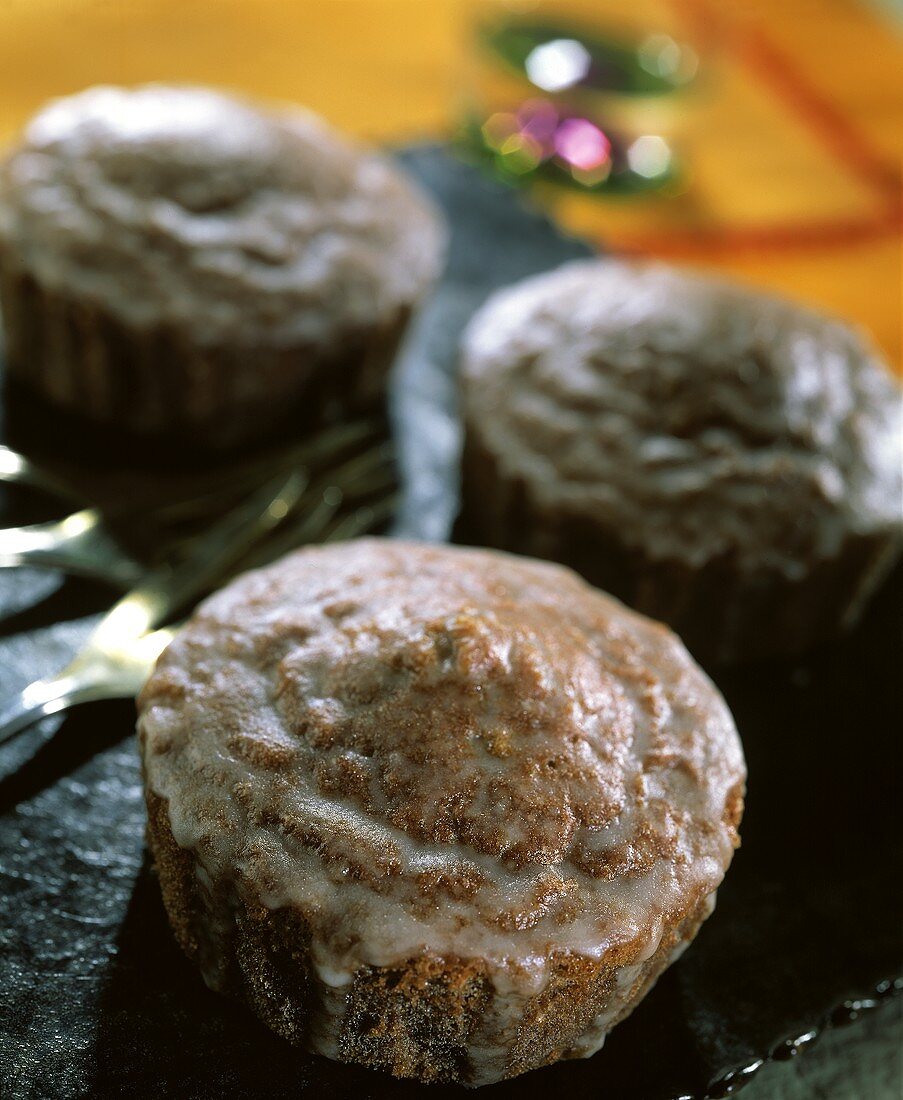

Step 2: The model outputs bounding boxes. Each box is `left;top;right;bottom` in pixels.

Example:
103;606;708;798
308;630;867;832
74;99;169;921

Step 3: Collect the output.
0;447;397;747
0;421;382;586
0;445;79;499
236;441;397;571
0;470;304;746
0;509;145;587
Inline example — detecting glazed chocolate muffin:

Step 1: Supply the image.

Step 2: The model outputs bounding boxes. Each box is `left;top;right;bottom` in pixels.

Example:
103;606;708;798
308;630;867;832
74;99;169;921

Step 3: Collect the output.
460;259;903;663
138;538;745;1085
0;85;444;446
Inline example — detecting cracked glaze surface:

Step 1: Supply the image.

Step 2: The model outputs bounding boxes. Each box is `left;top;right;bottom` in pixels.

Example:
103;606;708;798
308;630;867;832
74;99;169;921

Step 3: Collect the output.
461;260;903;575
138;539;744;991
0;84;444;346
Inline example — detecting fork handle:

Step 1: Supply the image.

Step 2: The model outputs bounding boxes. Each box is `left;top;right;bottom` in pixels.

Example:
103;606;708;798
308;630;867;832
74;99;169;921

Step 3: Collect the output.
0;445;77;499
0;673;133;748
0;624;174;748
0;510;142;587
0;679;75;747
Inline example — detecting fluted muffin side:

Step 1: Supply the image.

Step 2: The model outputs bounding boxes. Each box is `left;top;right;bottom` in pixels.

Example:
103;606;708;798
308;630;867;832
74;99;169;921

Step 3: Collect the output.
0;85;445;445
146;786;733;1084
138;539;745;1084
459;259;903;663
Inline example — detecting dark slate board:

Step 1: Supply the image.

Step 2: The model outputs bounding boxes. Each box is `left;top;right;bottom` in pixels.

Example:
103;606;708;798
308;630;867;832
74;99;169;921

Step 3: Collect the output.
0;145;900;1100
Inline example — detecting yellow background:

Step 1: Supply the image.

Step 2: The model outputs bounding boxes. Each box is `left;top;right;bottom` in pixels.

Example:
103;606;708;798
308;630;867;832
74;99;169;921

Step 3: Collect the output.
0;0;900;368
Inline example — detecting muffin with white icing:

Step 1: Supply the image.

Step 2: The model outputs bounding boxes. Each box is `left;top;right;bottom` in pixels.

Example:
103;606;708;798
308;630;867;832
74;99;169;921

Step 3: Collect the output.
0;84;445;446
460;259;903;663
138;538;745;1085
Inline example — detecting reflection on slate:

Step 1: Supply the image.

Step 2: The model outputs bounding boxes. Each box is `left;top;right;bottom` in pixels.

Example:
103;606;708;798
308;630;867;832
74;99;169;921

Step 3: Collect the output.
0;146;900;1100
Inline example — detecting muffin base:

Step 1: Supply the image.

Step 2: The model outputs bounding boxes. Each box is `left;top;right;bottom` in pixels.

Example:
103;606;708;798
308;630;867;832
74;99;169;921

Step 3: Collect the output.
459;428;901;665
0;266;410;449
146;788;719;1085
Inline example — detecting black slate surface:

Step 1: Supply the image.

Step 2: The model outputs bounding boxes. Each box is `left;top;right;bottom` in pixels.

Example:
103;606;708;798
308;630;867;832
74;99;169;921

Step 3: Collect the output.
1;145;901;1099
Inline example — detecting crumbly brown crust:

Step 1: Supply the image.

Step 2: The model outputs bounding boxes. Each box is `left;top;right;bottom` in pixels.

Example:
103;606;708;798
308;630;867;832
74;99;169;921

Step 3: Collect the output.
139;539;744;1084
148;782;719;1083
0;85;444;442
459;259;903;663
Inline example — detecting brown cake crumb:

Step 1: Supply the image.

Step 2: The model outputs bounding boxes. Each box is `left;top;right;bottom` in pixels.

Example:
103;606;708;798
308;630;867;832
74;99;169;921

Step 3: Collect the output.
459;259;903;662
0;85;445;444
139;538;745;1084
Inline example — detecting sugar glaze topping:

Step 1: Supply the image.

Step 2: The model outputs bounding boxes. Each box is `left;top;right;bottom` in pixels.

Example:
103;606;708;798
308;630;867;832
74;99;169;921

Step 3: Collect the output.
461;259;903;575
0;85;444;345
140;540;744;1012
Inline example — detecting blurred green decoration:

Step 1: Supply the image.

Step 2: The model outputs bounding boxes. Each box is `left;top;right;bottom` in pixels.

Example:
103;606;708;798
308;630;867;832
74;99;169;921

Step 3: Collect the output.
486;19;696;96
460;16;698;197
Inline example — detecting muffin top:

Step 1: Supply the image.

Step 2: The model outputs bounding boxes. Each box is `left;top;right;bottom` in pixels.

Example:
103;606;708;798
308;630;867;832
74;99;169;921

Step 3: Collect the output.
0;84;444;345
139;539;744;986
461;260;903;575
